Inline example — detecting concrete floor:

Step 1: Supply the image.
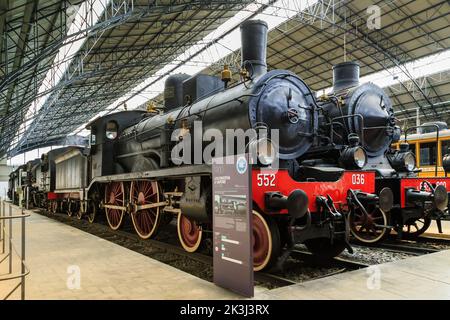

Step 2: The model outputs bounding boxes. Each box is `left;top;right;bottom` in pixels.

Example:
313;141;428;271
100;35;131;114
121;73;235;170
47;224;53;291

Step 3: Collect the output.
255;250;450;299
424;220;450;238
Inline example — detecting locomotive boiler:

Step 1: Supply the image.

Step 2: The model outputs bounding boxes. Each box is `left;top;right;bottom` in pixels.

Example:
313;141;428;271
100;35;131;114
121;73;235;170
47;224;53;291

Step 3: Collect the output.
303;61;449;243
114;21;316;174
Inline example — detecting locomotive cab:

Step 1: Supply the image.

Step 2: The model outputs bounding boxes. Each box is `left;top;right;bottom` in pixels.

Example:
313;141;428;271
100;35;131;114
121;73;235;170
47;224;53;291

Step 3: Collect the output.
86;110;147;178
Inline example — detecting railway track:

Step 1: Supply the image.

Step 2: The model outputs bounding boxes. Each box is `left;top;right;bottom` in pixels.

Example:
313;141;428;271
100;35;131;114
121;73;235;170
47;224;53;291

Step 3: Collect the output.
109;223;298;286
417;235;450;245
291;249;370;270
353;242;440;256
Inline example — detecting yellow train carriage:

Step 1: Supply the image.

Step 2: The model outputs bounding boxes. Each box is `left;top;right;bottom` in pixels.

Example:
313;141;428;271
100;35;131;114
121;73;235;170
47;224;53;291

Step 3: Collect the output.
393;129;450;178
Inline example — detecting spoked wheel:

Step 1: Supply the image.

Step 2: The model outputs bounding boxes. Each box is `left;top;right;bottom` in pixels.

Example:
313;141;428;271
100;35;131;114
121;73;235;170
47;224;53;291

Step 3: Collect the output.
349;206;390;244
304;238;346;260
130;180;161;239
400;217;432;240
67;201;78;217
105;182;126;230
252;210;281;271
60;201;65;214
177;213;202;253
87;201;97;224
49;200;58;214
76;202;84;220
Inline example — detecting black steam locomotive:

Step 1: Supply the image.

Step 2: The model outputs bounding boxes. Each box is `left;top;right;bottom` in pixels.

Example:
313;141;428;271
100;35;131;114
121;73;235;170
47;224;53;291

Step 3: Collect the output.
84;20;372;270
9;18;448;271
300;61;450;243
9;20;384;271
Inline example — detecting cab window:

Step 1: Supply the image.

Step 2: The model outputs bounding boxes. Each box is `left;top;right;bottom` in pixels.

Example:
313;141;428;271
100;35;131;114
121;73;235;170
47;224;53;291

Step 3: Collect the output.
106;121;118;140
419;142;437;166
408;143;416;156
90;133;97;145
441;140;450;157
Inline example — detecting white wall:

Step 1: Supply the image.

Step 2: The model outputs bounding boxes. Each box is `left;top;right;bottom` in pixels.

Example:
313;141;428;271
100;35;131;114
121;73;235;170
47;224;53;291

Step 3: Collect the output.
0;181;8;199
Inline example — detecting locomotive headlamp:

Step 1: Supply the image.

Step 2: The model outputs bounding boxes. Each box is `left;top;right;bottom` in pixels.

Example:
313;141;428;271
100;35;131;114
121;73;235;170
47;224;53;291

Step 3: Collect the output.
390;151;416;172
248;138;276;166
339;146;367;169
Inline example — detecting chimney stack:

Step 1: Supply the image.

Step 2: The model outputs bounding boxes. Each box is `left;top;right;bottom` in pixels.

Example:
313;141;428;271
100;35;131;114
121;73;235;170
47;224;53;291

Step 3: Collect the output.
332;61;360;92
240;20;268;77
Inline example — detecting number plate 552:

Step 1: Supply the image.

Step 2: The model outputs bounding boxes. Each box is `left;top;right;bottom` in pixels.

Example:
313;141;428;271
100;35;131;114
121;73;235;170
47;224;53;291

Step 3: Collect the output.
256;174;275;187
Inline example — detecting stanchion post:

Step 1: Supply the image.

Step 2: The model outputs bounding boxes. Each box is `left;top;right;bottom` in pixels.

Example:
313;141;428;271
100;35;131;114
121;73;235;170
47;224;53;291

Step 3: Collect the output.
21;207;25;300
0;199;2;254
26;187;29;210
0;199;2;246
1;201;4;254
9;204;12;273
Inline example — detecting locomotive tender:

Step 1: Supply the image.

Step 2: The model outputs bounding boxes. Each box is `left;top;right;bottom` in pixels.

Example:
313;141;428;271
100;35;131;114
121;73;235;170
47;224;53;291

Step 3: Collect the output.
303;61;449;243
8;19;387;271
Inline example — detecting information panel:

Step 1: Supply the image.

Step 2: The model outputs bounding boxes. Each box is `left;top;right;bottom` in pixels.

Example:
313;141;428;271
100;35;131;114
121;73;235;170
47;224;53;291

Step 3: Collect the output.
212;154;253;297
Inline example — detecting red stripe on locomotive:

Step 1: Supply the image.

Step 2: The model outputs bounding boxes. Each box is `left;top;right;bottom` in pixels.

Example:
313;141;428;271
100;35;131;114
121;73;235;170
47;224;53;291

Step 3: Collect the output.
47;192;57;200
252;169;376;213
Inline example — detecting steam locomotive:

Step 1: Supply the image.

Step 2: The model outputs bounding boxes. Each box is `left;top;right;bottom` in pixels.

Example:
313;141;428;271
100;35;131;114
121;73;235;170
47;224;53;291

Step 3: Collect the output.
300;61;450;243
9;18;448;271
8;20;386;271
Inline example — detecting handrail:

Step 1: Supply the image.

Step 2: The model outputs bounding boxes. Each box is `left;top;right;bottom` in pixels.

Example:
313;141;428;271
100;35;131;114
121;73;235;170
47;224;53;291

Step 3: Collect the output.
0;199;29;300
0;268;30;281
0;213;30;220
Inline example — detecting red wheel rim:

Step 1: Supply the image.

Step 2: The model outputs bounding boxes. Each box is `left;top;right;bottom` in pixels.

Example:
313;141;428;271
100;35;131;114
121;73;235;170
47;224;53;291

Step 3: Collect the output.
252;211;272;271
402;217;430;236
130;181;160;239
105;182;125;230
177;214;202;252
350;206;388;243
